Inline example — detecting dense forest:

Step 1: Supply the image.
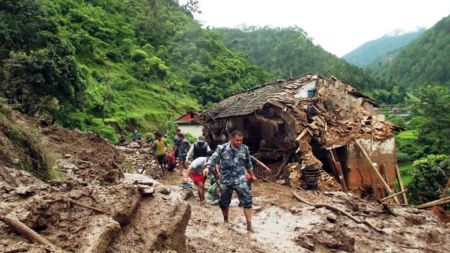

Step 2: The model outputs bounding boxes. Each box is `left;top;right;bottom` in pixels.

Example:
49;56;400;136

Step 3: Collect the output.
343;28;425;68
371;15;450;90
216;26;388;95
0;0;271;141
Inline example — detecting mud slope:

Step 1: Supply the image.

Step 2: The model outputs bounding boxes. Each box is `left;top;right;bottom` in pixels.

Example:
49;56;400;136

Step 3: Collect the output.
0;105;191;252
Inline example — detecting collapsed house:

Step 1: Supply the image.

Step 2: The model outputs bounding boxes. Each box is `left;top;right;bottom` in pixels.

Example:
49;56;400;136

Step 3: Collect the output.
197;75;403;200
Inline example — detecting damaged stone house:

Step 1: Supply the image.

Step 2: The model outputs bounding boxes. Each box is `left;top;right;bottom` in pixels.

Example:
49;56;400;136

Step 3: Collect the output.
197;75;403;200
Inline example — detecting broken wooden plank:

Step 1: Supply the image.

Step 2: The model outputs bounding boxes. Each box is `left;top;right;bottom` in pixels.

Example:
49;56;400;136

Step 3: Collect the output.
0;216;60;251
274;154;292;178
326;150;347;191
353;140;400;204
295;128;309;141
381;190;407;202
325;152;339;179
331;149;348;191
292;192;384;234
395;165;408;205
416;197;450;209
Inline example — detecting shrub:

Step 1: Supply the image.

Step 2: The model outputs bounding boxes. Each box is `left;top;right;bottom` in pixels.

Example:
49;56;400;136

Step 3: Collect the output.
1;46;85;117
407;154;450;209
131;49;148;62
397;152;411;164
106;50;121;62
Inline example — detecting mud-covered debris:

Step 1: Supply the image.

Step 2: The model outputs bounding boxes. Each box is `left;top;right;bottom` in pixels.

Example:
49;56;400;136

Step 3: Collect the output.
133;180;153;186
182;190;194;200
294;234;315;251
315;230;356;252
15;186;35;197
159;187;171;195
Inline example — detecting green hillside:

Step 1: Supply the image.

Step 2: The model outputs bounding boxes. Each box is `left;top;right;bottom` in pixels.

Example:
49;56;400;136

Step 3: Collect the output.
372;15;450;90
216;26;387;95
343;28;425;67
0;0;271;141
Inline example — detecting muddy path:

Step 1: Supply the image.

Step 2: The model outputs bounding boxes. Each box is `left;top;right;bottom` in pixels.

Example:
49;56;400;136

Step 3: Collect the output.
160;173;306;252
160;172;450;253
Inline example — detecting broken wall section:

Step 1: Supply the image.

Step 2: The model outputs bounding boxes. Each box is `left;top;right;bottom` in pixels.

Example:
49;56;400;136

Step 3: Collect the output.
347;137;397;197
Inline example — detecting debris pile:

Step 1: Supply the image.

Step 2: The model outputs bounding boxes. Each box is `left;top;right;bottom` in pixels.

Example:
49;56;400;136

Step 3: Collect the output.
0;108;191;252
115;144;163;179
290;191;450;252
1;103;449;253
41;126;125;184
198;75;402;200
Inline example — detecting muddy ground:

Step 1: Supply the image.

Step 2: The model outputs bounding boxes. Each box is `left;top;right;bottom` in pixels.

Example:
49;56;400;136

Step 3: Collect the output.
0;113;449;253
160;173;450;253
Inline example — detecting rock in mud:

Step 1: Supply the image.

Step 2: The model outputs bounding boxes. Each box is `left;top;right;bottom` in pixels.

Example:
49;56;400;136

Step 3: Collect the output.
295;235;315;251
315;230;355;252
326;214;337;223
15;186;35;197
139;187;155;196
182;190;194;200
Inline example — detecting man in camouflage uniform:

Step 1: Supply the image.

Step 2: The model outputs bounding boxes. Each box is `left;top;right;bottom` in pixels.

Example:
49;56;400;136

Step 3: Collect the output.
205;130;256;232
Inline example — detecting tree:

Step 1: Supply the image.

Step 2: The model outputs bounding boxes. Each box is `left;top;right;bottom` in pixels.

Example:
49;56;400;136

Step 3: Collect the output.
413;85;450;154
1;44;84;117
407;155;450;209
182;0;201;16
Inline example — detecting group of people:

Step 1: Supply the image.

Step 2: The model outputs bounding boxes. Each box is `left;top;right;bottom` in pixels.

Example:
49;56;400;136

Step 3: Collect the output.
147;129;213;174
141;128;271;232
183;130;272;232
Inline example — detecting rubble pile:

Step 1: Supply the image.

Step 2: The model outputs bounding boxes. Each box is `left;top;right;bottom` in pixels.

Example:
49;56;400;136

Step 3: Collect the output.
290;191;450;252
41;126;125;184
0;168;191;253
199;75;402;199
115;144;163;179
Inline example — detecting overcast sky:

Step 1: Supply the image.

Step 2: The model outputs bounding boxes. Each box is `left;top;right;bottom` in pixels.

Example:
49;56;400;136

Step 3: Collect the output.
181;0;450;57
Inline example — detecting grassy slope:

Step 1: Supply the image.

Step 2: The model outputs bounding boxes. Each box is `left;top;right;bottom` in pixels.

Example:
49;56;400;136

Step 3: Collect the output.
35;0;272;141
41;0;199;141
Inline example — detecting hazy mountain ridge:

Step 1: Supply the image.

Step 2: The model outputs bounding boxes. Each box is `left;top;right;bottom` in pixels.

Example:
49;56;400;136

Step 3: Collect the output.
372;15;450;89
343;28;426;67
